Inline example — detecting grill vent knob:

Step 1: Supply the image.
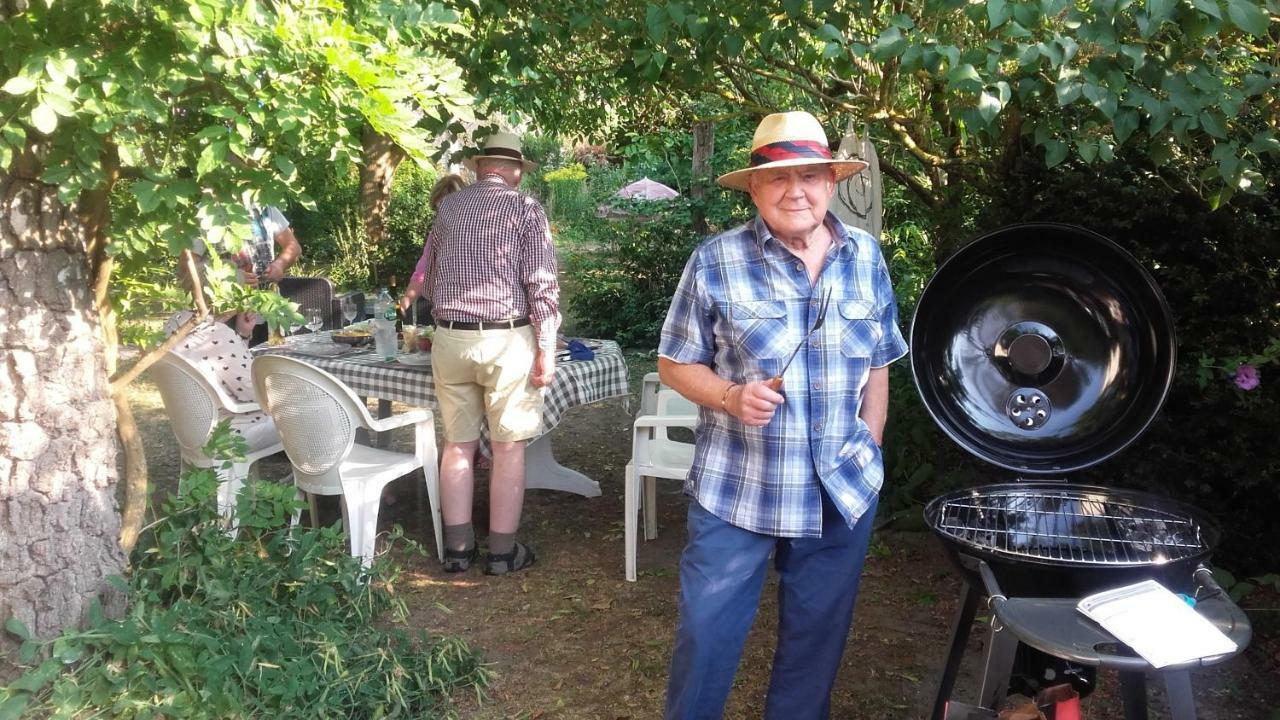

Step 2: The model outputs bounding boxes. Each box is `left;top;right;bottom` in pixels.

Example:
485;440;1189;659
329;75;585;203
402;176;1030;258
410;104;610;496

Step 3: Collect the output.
1007;388;1051;430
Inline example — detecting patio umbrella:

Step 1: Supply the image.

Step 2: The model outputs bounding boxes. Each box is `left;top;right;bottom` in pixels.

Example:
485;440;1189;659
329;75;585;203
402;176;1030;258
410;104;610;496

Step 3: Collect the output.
615;177;679;200
597;177;680;220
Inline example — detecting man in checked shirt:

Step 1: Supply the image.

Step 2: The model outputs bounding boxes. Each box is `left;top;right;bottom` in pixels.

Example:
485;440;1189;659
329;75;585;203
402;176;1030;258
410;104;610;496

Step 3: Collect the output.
658;111;909;718
401;132;560;576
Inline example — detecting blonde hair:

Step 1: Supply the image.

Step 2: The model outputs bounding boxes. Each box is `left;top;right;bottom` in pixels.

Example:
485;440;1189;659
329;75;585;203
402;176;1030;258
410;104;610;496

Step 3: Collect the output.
430;173;469;210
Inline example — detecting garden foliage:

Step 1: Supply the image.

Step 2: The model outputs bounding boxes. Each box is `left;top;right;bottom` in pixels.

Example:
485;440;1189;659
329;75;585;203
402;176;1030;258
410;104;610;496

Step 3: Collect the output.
289;160;441;291
0;426;486;719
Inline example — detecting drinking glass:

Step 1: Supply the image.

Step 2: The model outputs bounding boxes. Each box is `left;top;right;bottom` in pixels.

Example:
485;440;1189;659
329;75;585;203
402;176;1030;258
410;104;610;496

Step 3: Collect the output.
305;309;324;334
341;298;358;327
372;319;397;361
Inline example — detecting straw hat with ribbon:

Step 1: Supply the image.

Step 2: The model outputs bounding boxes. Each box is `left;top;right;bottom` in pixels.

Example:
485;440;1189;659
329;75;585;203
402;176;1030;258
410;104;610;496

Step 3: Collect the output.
717;111;868;192
463;131;538;173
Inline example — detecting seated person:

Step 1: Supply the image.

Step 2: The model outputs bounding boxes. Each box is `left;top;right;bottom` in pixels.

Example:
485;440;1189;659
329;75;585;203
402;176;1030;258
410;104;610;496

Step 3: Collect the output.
164;258;278;448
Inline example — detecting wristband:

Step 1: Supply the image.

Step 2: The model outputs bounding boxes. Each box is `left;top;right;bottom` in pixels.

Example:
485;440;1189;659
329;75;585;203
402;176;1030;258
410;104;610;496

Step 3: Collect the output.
720;383;738;411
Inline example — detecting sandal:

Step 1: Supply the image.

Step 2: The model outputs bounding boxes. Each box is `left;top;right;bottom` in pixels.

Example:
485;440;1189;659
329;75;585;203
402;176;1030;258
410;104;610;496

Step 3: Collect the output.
485;542;536;576
442;546;478;573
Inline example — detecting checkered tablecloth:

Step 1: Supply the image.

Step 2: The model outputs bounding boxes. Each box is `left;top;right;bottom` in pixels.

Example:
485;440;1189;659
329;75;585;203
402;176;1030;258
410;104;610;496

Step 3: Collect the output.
253;333;629;434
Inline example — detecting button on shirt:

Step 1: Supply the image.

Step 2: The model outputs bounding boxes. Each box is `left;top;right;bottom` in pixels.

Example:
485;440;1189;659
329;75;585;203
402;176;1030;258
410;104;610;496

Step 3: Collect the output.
658;214;909;537
411;174;561;351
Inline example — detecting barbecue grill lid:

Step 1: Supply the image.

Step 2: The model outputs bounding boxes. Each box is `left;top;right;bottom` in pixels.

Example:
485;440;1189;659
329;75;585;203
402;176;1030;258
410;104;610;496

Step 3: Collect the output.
910;223;1176;474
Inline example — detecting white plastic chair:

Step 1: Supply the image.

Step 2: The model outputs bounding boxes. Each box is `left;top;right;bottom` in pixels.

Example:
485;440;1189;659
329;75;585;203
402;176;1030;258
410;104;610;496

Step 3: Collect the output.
250;354;443;566
625;387;697;581
150;351;285;526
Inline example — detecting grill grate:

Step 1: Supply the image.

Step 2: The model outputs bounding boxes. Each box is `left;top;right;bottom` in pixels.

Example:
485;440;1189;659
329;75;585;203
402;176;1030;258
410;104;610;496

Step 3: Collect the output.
933;488;1207;565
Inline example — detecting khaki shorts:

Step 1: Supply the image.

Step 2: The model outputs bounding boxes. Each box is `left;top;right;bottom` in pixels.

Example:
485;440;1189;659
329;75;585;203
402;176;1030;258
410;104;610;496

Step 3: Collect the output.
431;325;544;443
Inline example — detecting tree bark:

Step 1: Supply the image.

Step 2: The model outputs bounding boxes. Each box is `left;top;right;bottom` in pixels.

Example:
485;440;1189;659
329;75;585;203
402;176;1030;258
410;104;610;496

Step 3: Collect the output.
359;125;406;249
690;121;714;236
0;164;127;677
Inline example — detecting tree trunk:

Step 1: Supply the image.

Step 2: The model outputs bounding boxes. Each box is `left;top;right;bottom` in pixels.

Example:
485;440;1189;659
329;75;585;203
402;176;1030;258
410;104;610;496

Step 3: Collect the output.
690;121;715;236
359;125;406;249
0;165;126;676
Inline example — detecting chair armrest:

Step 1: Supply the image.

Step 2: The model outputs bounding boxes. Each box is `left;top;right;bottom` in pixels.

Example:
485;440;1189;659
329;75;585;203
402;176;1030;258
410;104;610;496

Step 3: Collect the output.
224;399;263;415
634;414;698;429
365;407;432;433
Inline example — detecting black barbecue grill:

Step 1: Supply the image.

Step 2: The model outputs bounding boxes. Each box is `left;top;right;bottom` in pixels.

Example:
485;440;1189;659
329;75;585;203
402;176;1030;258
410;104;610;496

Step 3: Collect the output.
911;224;1251;720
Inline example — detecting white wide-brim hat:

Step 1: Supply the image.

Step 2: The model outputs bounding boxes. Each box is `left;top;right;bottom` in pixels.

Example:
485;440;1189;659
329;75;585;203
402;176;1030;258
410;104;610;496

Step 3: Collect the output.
463;131;538;172
717;111;868;192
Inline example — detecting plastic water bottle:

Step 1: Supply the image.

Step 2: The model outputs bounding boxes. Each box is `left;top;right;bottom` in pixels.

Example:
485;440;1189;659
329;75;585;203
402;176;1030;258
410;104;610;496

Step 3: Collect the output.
374;287;392;320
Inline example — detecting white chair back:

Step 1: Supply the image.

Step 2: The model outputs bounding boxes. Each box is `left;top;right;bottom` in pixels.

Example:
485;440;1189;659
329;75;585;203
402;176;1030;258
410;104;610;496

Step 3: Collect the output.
251;354;369;496
639;372;663;416
150;352;222;464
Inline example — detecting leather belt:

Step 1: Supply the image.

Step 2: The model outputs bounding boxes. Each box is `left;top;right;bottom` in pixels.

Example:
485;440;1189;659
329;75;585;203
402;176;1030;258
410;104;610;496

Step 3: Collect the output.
440;317;531;331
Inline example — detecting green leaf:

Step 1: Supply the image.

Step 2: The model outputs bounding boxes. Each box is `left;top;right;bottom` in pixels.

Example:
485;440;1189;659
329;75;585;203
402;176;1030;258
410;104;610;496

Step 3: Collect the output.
1114;108;1140;143
1078;140;1099;163
988;0;1009;28
1043;139;1069;167
197;140;228;177
816;23;843;42
1;75;37;95
1246;130;1280;155
9;659;60;693
946;63;983;92
1192;0;1224;18
1226;0;1270;34
0;696;29;720
133;180;161;213
5;616;31;641
871;26;907;60
1119;43;1146;70
1083;83;1118;118
1200;110;1228;139
1147;0;1177;22
30;104;57;134
977;90;1002;123
1149;138;1175;165
1054;78;1082;105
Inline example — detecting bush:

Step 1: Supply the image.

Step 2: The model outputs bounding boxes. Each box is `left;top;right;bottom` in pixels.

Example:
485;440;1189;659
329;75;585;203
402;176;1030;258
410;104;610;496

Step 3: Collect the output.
1;425;486;718
289;160;439;291
562;202;702;348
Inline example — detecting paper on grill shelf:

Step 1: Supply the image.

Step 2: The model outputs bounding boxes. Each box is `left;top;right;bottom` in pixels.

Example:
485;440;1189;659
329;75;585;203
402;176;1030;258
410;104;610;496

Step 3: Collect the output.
1076;579;1237;668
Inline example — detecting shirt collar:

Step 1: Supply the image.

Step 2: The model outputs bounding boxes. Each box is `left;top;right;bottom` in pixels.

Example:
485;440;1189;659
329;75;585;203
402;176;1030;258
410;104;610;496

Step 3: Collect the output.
751;212;853;257
480;172;507;185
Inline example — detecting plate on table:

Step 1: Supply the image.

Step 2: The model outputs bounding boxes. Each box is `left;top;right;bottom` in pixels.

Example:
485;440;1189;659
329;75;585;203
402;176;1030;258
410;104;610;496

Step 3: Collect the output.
293;342;354;358
397;353;432;366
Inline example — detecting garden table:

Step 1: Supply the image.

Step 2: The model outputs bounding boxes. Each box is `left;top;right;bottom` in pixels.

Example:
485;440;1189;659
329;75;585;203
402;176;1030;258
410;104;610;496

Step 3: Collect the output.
253;333;629;497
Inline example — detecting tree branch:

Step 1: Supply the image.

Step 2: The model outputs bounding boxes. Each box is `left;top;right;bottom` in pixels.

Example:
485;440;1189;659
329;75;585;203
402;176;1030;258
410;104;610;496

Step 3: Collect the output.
108;310;235;394
878;155;940;207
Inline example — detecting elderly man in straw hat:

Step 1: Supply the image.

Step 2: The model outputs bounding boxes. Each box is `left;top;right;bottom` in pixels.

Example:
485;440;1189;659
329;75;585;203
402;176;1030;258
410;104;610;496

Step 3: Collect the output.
657;111;908;717
401;131;560;576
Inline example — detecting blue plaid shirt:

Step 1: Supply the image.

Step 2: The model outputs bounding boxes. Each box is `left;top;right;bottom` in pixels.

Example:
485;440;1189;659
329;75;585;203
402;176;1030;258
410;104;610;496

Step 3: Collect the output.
659;214;909;537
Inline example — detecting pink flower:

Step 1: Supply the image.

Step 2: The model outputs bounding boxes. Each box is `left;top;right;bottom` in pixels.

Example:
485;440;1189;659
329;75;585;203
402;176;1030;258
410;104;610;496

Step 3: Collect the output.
1234;364;1260;391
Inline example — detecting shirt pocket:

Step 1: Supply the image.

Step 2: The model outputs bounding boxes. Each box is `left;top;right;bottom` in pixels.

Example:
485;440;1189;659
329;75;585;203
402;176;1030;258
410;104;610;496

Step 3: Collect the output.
727;300;790;360
838;299;884;359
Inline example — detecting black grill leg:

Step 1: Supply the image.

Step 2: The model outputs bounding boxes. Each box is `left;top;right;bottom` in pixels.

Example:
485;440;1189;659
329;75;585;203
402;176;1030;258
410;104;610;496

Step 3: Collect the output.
931;584;981;720
977;622;1019;710
1163;670;1196;720
1119;671;1148;720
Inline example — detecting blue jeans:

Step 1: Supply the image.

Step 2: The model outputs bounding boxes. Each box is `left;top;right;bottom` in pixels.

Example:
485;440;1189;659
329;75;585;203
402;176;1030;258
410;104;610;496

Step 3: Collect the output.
664;488;879;720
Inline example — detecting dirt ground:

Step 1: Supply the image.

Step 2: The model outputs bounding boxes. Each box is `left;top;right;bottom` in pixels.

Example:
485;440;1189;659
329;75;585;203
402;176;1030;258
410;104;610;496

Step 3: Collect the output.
127;352;1280;720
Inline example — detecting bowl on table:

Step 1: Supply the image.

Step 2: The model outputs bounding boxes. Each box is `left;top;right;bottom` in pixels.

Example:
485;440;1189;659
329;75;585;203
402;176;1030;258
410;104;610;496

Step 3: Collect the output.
332;327;372;346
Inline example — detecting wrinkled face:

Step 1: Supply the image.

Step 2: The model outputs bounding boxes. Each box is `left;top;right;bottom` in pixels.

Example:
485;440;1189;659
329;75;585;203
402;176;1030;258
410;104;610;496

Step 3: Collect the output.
747;165;836;240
